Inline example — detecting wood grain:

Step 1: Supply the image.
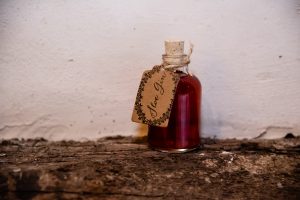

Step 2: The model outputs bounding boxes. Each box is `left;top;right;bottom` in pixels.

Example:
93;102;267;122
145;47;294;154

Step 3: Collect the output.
0;136;299;199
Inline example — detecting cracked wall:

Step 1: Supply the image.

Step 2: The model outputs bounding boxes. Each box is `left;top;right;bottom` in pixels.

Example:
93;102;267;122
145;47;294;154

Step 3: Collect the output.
0;0;300;140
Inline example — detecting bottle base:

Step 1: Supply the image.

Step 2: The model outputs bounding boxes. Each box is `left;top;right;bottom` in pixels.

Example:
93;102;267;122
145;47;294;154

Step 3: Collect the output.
150;146;199;153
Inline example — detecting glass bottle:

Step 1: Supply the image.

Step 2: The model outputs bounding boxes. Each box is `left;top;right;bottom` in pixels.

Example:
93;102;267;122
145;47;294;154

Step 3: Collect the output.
148;41;202;152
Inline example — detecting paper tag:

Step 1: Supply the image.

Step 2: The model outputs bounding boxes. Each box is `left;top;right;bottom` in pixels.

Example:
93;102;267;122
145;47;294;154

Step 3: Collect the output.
132;66;180;127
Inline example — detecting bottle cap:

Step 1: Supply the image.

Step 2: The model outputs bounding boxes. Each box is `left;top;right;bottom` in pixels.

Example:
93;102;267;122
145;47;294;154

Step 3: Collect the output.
164;40;185;56
163;40;187;65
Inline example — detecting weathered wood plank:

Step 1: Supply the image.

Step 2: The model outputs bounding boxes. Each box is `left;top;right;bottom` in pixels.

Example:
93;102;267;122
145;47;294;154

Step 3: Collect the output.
0;136;299;200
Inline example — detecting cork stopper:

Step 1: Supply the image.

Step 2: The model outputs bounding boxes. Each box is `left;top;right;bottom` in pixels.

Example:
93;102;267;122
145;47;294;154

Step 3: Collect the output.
164;40;185;56
162;40;187;65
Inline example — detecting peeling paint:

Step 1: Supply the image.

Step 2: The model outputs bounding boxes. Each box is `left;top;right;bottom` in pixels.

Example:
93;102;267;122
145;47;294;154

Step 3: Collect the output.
0;115;68;139
0;115;51;133
255;126;295;139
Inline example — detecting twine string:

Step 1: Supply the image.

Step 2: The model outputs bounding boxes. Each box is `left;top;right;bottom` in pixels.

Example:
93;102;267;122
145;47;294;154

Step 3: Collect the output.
160;43;194;75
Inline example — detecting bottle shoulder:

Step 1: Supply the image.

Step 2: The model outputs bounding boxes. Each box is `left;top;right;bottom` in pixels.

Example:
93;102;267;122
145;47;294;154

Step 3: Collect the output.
173;72;201;96
179;73;201;88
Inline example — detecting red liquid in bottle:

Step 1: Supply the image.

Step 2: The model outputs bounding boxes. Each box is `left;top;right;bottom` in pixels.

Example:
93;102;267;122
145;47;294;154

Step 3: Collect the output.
148;71;201;152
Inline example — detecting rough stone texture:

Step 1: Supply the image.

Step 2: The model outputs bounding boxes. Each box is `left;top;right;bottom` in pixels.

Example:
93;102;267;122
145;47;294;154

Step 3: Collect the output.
0;136;299;200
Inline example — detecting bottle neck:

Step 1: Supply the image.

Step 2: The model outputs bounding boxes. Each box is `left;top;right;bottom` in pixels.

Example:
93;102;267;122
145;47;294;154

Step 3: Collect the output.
162;54;188;67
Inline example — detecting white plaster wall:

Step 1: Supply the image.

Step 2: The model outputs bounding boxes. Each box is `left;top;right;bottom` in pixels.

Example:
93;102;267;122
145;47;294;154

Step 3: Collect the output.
1;0;300;140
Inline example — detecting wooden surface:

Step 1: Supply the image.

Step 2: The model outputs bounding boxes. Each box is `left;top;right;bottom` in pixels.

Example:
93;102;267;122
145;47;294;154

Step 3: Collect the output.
0;136;299;200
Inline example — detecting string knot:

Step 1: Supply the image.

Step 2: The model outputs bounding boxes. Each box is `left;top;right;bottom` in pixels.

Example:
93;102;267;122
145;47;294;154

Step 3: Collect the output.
162;43;193;73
